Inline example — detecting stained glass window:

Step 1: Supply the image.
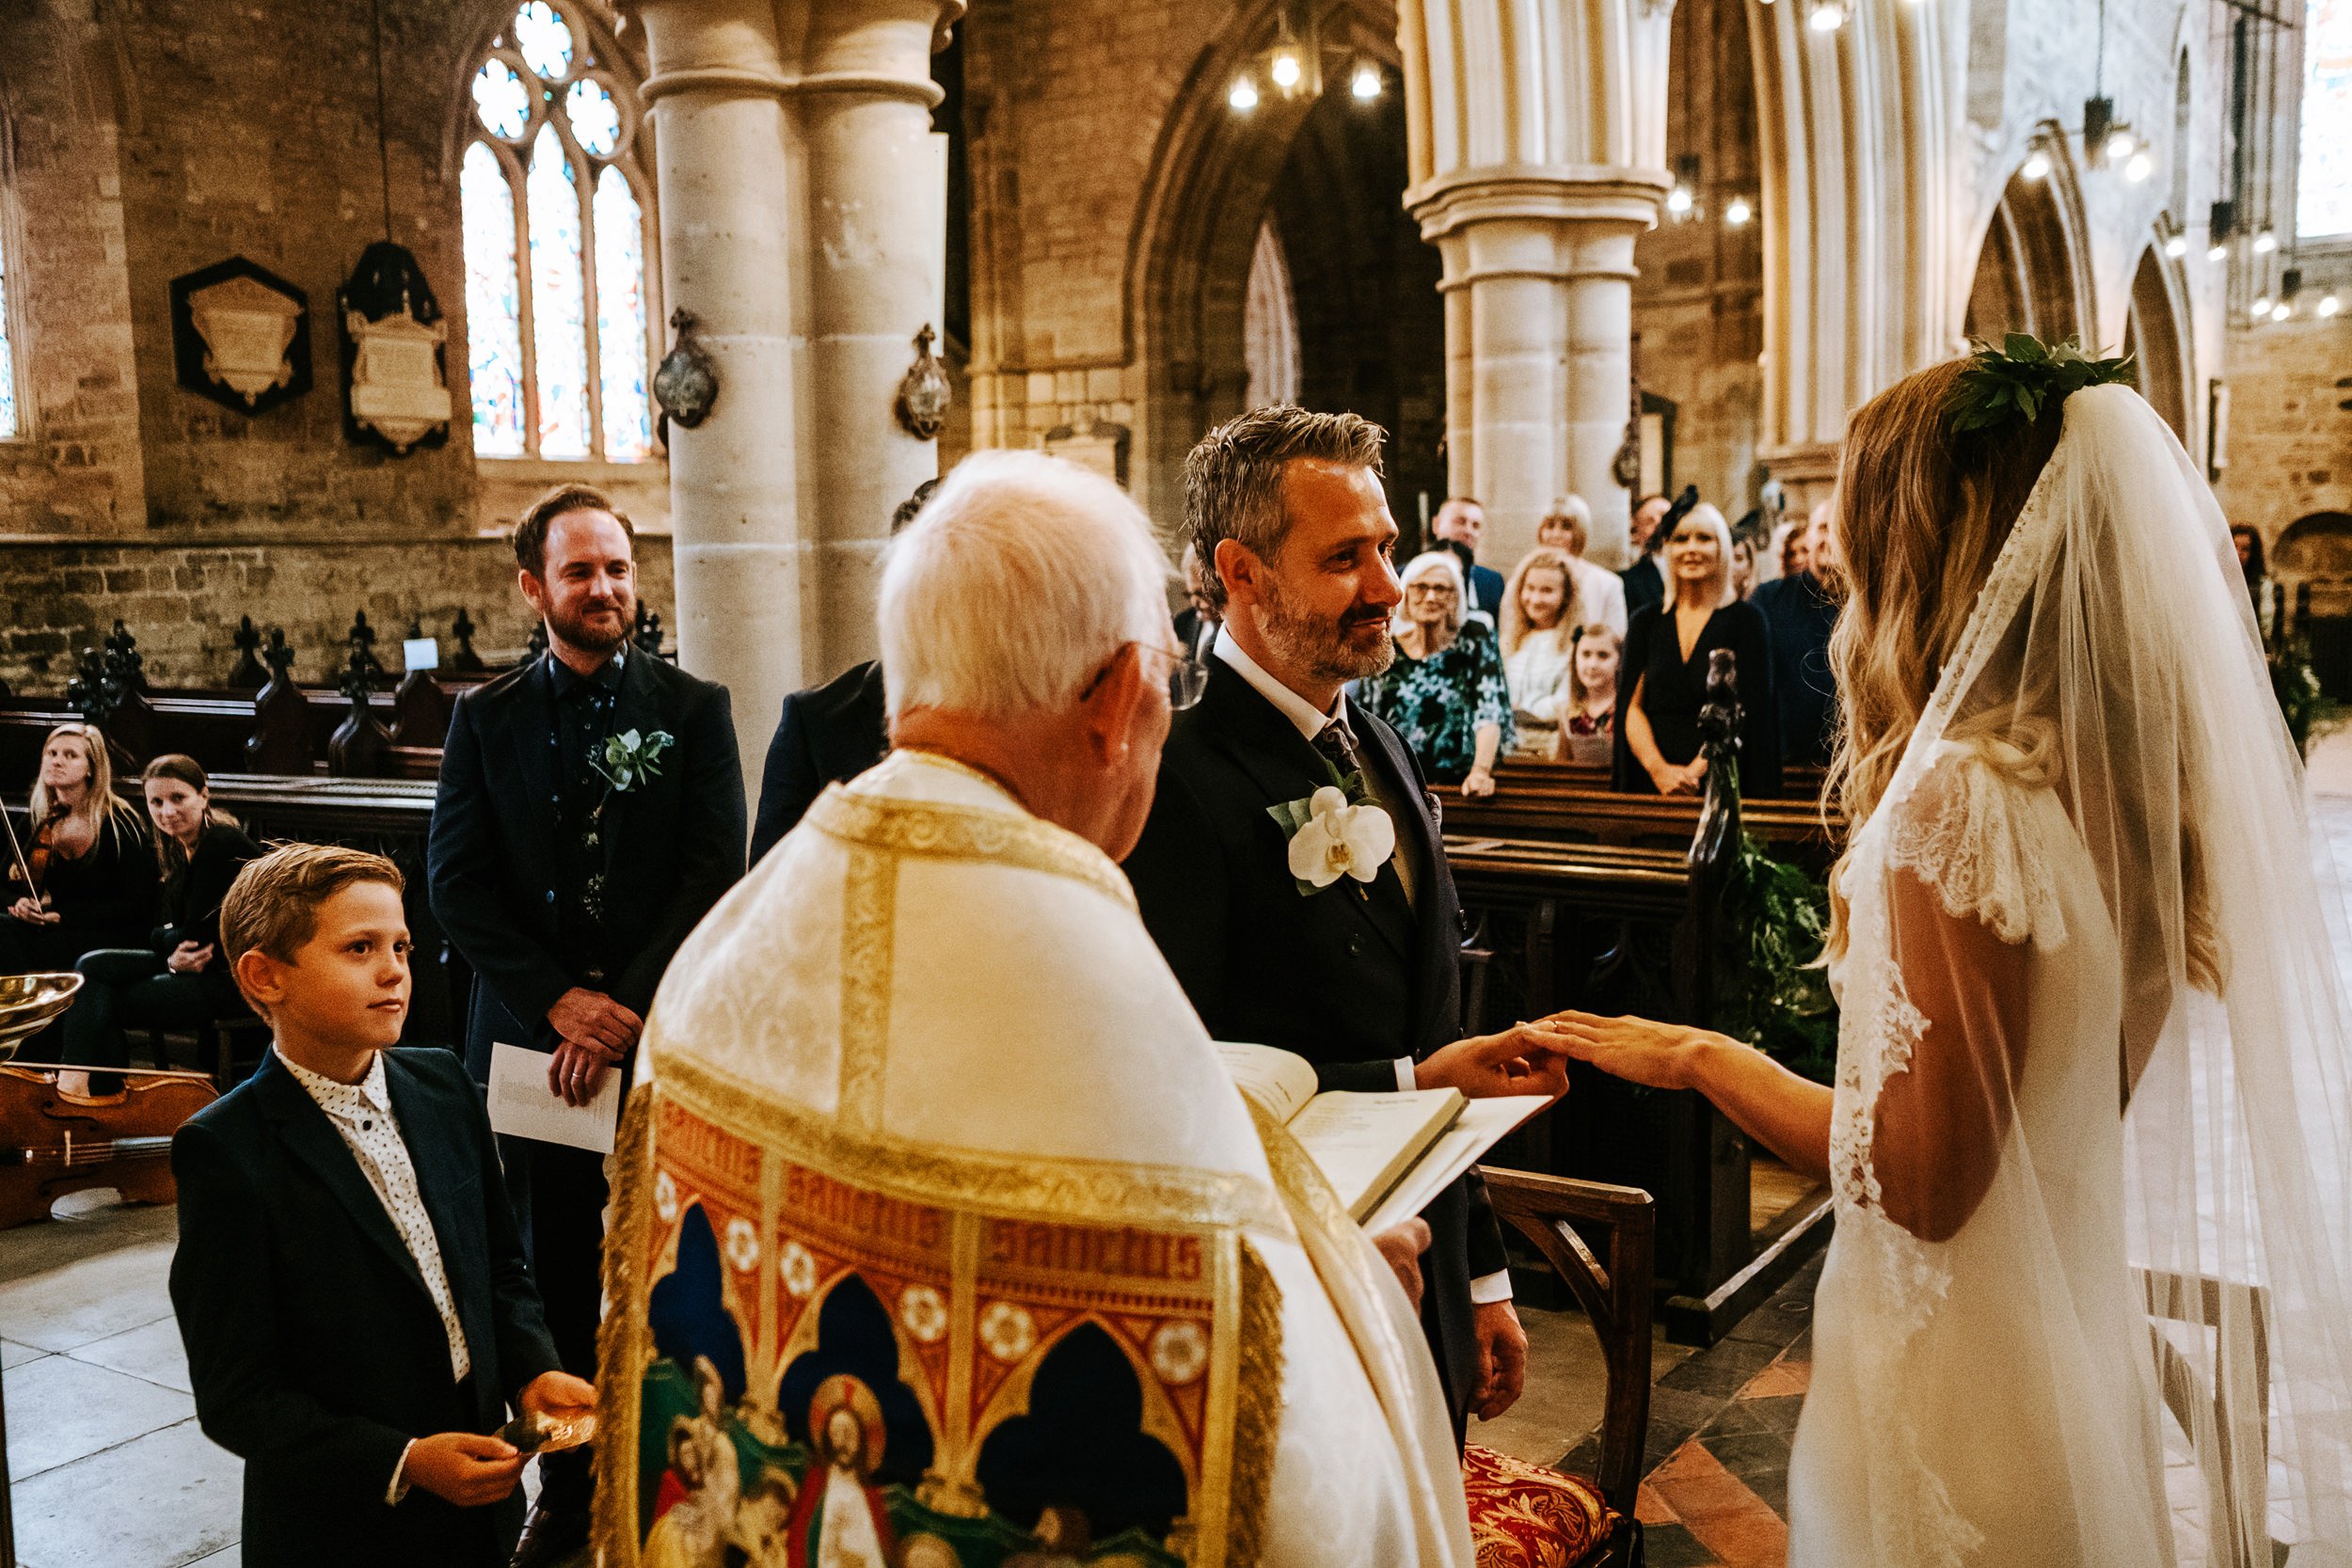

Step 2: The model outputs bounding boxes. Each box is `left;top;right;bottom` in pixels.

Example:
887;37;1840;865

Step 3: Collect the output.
460;2;657;462
0;229;16;441
2303;0;2352;238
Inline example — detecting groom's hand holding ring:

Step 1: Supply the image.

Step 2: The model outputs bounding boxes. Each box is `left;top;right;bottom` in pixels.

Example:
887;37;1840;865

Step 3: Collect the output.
1414;1025;1572;1100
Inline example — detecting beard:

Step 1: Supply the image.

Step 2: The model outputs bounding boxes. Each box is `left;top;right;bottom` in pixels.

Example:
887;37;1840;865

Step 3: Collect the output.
1260;572;1393;686
548;591;633;656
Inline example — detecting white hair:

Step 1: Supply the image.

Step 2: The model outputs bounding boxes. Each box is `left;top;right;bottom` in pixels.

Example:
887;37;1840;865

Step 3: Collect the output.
1667;502;1739;609
879;451;1172;721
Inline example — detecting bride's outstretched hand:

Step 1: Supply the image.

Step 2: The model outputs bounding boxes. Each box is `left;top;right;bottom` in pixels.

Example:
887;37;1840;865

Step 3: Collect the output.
1530;1011;1708;1091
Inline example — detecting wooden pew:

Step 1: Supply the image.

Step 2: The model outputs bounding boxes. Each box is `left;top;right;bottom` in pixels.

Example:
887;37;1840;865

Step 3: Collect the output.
1451;662;1834;1342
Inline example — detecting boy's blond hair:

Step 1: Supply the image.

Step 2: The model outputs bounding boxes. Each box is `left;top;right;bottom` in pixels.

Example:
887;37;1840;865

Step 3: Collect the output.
220;843;405;1007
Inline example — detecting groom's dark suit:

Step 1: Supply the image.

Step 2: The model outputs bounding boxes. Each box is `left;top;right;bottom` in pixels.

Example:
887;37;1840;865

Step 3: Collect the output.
427;645;744;1516
1123;656;1510;1433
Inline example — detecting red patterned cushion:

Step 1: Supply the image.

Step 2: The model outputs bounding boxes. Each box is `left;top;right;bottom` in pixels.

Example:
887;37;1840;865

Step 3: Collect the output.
1462;1442;1617;1568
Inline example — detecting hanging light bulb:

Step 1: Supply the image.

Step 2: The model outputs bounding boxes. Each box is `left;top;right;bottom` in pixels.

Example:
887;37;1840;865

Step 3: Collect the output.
1807;1;1845;29
1229;75;1260;111
2253;230;2278;254
2272;301;2293;322
2021;150;2052;181
2124;150;2153;182
2164;233;2187;259
1269;48;1303;89
1351;62;1382;100
2320;295;2343;318
1725;195;1755;226
2105;129;2137;166
1666;184;1694;216
2252;293;2273;315
2207;239;2230;262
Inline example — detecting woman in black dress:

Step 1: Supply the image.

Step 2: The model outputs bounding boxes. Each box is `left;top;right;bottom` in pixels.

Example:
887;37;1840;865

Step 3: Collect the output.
1613;502;1781;798
60;754;262;1090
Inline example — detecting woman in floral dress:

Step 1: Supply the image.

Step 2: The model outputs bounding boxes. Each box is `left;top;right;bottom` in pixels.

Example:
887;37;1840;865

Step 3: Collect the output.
1361;550;1515;795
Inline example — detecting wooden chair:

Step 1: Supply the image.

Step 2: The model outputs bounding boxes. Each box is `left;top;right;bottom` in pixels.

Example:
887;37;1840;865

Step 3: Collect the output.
1471;1165;1657;1567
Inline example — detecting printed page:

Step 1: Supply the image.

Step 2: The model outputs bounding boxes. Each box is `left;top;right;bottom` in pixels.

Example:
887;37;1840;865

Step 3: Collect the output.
1214;1040;1322;1124
487;1040;622;1154
1286;1087;1466;1220
1358;1095;1551;1235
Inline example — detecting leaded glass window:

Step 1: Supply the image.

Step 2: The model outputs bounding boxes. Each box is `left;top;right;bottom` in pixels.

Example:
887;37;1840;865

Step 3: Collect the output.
2302;0;2352;238
0;223;17;440
461;2;656;461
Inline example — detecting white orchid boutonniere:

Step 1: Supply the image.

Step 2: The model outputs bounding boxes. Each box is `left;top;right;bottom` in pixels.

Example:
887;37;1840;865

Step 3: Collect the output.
1270;784;1396;896
589;728;675;794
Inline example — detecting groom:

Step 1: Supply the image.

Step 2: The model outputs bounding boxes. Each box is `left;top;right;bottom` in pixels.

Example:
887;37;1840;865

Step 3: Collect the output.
1124;405;1568;1437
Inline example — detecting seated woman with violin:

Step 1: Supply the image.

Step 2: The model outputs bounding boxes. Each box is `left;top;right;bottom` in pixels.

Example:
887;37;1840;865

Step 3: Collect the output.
1613;502;1782;799
2;724;159;1053
60;755;261;1093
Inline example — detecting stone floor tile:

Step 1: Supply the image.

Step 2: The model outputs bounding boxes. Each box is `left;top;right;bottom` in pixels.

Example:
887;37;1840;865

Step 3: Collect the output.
1634;1480;1678;1524
0;1233;177;1354
1738;1357;1811;1400
1636;1520;1721;1567
1650;1443;1789;1568
4;1352;196;1481
67;1317;193;1394
1701;1393;1804;1438
8;1417;241;1568
3;1338;45;1369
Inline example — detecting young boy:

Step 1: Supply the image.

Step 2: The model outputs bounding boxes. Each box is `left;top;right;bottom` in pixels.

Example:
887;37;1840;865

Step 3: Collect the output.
169;844;595;1568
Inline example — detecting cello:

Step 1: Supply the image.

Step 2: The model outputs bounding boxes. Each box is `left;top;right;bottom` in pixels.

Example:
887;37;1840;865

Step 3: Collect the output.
0;1061;217;1228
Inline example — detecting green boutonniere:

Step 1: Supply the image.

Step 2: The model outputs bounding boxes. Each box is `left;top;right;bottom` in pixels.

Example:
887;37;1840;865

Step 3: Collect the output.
590;728;675;794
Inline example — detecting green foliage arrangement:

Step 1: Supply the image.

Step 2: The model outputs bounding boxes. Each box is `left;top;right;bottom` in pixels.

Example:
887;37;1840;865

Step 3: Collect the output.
2271;650;2328;756
1947;334;2138;434
1714;833;1839;1084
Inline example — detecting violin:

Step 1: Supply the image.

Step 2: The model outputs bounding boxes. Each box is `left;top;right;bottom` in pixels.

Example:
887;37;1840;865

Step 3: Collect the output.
2;804;66;915
0;1063;217;1228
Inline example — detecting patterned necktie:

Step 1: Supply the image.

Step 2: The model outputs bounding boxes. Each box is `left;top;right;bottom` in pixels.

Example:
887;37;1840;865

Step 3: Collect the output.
1312;715;1365;783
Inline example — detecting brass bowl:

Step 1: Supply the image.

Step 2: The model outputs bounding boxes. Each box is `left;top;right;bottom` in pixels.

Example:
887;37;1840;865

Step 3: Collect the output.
0;972;82;1061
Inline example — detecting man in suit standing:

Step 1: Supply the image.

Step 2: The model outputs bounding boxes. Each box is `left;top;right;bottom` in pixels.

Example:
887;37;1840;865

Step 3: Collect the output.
1431;497;1505;630
428;483;746;1564
1123;406;1570;1440
1619;492;1674;618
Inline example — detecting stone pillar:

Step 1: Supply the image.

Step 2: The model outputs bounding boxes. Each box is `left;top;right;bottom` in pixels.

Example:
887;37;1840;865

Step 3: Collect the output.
636;0;807;801
796;4;949;670
1411;174;1665;571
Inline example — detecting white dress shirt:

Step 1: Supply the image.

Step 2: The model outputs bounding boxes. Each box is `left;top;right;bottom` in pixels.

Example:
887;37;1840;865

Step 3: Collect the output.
1212;630;1512;1305
278;1049;473;1501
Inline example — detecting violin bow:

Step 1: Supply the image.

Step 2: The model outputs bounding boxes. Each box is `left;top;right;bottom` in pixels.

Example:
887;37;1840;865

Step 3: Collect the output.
0;799;39;899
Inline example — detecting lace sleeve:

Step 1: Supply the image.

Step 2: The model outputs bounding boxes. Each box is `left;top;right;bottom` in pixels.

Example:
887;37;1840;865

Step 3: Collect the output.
1881;741;2069;951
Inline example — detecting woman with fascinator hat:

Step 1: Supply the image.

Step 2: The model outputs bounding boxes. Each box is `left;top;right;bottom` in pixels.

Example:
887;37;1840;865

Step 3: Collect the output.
1537;341;2352;1565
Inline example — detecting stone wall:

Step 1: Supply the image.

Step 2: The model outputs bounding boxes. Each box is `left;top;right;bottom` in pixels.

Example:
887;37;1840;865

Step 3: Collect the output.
0;533;675;690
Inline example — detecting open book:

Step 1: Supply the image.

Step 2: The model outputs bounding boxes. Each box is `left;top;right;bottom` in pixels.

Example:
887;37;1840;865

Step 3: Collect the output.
1216;1042;1550;1235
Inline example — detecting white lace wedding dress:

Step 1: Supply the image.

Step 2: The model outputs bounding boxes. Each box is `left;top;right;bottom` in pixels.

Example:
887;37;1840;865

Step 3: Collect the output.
1786;385;2352;1568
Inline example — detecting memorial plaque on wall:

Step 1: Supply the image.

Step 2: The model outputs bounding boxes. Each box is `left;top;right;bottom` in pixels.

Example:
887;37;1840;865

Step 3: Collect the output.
169;256;312;418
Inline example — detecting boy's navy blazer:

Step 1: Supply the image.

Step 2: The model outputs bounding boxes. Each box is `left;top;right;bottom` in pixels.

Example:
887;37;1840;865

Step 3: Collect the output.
169;1047;564;1568
1121;657;1510;1431
427;649;746;1079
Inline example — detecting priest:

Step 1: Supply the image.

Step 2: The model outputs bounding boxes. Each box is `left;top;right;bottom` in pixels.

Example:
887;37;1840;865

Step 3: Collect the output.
592;451;1474;1567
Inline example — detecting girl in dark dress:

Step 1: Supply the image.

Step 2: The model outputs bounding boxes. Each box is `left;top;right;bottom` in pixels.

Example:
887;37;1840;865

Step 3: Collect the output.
1;722;159;1055
1613;502;1782;798
60;754;262;1090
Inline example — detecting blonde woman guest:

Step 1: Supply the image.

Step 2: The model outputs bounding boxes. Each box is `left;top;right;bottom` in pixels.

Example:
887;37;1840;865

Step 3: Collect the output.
1360;550;1515;796
1614;502;1779;797
1534;496;1629;637
1;723;157;975
1501;547;1581;757
61;754;262;1091
1555;626;1622;767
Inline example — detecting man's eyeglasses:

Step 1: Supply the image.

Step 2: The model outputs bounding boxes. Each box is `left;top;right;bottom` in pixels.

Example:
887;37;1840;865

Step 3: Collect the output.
1080;631;1212;711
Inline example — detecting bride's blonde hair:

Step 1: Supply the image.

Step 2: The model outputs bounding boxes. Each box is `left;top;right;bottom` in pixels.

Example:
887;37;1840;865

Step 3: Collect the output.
1822;358;2219;988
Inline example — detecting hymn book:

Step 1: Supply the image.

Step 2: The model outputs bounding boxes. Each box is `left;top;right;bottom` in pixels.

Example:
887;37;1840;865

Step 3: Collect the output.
1214;1042;1549;1233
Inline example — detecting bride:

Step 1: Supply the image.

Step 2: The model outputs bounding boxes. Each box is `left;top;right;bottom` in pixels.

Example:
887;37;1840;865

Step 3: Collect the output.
1544;348;2352;1566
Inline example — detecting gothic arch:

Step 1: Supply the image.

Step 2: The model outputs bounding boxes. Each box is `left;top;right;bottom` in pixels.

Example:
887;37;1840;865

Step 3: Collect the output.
1127;0;1404;527
1964;142;2094;346
2125;241;2192;444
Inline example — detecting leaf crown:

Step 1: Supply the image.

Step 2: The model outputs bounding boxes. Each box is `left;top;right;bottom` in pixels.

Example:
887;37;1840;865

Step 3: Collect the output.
1947;334;2137;435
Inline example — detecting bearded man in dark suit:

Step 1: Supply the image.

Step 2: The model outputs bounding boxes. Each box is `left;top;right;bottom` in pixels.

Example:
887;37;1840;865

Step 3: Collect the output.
1122;406;1570;1440
427;483;745;1565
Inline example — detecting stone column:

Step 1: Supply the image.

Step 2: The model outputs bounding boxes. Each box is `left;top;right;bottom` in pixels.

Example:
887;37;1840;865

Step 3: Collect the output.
635;0;806;800
1411;173;1665;570
794;3;949;671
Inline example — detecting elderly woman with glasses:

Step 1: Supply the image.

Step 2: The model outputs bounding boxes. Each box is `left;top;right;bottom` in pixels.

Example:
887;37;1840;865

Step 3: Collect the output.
1614;502;1781;798
1359;550;1515;796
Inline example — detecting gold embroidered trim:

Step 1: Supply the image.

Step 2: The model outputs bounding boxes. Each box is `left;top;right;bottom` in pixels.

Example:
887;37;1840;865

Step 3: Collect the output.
1225;1239;1283;1568
805;782;1136;912
835;844;896;1132
657;1051;1284;1231
591;1082;660;1568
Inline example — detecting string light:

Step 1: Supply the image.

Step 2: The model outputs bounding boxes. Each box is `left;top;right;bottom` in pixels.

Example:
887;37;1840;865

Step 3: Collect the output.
2253;230;2278;254
1269;49;1302;89
2164;234;2187;258
2105;129;2137;165
2320;295;2342;318
2124;150;2153;182
2272;301;2293;322
1351;63;1382;100
2208;239;2230;262
1228;76;1259;111
1807;2;1846;29
1725;196;1754;226
2021;150;2052;181
1666;184;1694;216
2252;294;2273;315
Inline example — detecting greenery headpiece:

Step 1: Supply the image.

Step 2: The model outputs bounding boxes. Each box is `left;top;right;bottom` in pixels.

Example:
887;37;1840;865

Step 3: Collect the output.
1947;334;2137;434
